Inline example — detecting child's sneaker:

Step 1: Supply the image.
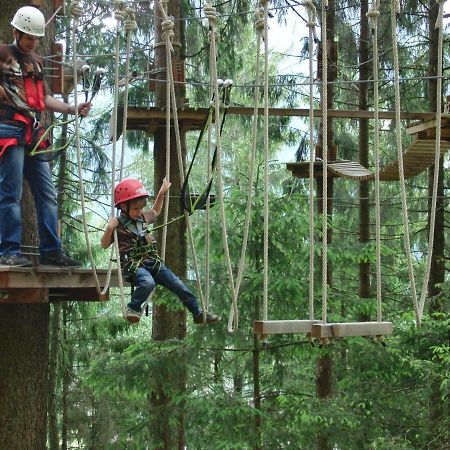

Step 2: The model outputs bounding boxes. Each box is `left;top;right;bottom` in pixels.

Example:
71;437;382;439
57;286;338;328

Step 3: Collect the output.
193;311;221;325
125;307;141;323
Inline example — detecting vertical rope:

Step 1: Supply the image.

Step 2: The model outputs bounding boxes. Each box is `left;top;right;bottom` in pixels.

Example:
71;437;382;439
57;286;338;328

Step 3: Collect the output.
390;0;420;325
227;8;263;331
70;3;102;296
109;2;130;315
119;9;137;180
305;0;317;321
320;0;329;324
203;4;238;329
160;0;173;261
418;0;446;318
158;0;206;313
367;0;383;321
261;0;270;322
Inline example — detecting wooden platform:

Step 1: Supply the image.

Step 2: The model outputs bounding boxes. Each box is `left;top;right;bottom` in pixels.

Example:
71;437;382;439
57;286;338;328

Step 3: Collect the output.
119;106;449;139
287;139;450;181
0;267;121;303
311;321;393;339
253;319;320;335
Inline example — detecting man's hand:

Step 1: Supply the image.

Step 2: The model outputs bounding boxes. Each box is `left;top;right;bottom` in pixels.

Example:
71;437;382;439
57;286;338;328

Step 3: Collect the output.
76;101;92;117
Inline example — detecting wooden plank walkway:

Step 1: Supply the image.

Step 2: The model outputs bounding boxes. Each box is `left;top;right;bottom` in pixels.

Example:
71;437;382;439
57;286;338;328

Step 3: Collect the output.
287;139;450;181
0;267;121;303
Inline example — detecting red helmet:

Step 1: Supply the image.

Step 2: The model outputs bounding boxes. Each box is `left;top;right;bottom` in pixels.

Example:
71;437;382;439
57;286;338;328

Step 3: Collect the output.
114;178;149;206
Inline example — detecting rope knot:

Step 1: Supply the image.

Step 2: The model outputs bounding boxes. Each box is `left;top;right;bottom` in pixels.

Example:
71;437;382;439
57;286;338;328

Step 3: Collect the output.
366;9;380;31
124;10;137;32
254;7;265;35
204;4;218;25
70;1;83;18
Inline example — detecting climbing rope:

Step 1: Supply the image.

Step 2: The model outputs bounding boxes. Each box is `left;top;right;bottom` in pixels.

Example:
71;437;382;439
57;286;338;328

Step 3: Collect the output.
390;0;421;325
157;0;206;315
70;2;103;297
305;0;317;321
160;2;174;261
261;0;270;323
320;0;329;324
226;6;263;331
367;0;383;322
418;0;446;319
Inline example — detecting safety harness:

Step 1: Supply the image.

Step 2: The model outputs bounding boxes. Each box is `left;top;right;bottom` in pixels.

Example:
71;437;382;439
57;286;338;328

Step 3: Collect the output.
0;46;49;158
118;215;163;282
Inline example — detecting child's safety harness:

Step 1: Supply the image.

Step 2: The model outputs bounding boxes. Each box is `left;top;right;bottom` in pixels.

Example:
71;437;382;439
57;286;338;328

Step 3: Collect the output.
118;215;163;282
0;46;49;158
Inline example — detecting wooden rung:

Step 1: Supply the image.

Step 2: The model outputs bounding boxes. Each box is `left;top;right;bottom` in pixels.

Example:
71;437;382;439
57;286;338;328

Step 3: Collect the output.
311;321;393;338
253;319;320;335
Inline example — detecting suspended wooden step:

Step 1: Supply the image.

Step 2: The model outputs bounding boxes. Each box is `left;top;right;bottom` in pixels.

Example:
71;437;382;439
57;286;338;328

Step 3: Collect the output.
311;321;393;339
0;266;120;303
253;319;320;336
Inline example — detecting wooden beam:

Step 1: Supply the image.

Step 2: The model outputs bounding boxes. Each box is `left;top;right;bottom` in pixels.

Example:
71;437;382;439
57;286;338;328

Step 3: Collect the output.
406;117;450;135
126;106;450;126
311;321;394;338
0;288;48;304
253;319;319;335
49;287;108;302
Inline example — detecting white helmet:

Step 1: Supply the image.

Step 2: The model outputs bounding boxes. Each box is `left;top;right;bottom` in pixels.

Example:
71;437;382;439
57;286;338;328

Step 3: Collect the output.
11;6;46;37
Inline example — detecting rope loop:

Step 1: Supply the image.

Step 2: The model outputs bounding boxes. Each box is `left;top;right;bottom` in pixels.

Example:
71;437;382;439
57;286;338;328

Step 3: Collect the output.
161;18;175;53
124;10;137;32
254;7;265;35
204;4;218;25
70;1;83;18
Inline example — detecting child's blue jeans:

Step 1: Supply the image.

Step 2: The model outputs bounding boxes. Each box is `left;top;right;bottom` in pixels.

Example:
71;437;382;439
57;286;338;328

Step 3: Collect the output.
128;259;201;317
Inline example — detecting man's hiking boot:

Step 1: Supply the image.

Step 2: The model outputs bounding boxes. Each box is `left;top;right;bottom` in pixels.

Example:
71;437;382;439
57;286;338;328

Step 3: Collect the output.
40;250;82;267
193;311;221;325
125;308;141;324
0;253;32;267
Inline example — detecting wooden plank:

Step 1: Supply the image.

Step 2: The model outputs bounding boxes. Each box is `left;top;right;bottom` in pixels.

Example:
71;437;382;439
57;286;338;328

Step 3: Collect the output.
312;322;393;338
253;320;319;335
0;267;122;290
126;106;450;123
0;288;48;304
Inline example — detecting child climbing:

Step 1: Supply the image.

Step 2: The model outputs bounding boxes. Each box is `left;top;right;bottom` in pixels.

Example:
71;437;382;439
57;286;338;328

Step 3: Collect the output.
101;177;220;325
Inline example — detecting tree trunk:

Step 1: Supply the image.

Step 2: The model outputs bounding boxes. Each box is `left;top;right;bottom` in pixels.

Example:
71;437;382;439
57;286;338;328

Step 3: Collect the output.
358;0;371;320
48;303;61;450
0;304;49;450
316;2;336;450
150;0;187;448
0;2;55;448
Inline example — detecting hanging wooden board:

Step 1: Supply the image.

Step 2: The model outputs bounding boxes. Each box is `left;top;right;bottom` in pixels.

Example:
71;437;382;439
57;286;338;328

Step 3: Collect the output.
253;319;320;335
311;321;393;338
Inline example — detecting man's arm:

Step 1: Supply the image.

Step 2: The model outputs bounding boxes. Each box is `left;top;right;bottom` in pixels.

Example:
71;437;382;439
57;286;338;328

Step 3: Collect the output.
44;95;92;116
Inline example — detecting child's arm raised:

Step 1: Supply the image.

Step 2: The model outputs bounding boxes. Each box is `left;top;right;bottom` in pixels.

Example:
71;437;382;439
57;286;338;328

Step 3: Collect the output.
101;217;118;249
150;177;171;217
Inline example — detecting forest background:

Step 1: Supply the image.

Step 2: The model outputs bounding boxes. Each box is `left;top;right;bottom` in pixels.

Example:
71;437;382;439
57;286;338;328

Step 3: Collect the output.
0;0;449;449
